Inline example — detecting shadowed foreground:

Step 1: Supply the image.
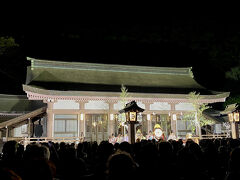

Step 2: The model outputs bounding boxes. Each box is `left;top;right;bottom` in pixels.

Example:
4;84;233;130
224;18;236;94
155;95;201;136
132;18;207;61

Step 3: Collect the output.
0;138;240;180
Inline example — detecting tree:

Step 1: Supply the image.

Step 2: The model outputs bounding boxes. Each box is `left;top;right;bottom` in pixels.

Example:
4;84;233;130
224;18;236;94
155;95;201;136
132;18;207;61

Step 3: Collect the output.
0;36;19;56
184;91;213;137
226;66;240;81
223;66;240;106
117;85;129;133
120;84;129;108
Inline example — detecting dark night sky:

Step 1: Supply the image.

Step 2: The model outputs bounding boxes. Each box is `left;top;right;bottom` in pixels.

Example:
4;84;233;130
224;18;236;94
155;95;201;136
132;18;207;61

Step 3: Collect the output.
1;17;240;95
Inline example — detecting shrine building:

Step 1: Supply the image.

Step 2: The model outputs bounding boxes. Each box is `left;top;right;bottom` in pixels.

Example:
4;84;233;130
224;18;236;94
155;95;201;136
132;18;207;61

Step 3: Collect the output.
0;57;229;143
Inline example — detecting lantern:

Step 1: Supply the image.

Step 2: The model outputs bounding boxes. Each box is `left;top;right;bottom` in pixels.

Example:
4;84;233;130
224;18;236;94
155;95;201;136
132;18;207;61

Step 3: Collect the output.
228;113;233;122
119;101;144;144
228;110;240;139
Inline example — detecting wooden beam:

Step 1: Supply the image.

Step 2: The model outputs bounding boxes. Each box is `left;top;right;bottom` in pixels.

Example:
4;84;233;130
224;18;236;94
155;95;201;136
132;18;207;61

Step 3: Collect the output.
6;127;8;141
0;107;46;129
28;118;31;138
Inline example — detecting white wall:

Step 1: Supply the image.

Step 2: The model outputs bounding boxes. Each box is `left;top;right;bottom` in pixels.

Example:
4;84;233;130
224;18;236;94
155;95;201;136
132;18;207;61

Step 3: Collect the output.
137;101;145;109
13;124;28;137
114;101;124;110
84;100;109;110
150;102;171;110
175;103;194;111
53;100;80;109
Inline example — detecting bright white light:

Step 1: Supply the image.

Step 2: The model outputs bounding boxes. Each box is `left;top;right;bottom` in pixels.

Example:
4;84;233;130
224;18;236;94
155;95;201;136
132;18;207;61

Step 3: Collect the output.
110;114;114;120
80;114;84;121
173;114;177;120
147;114;151;121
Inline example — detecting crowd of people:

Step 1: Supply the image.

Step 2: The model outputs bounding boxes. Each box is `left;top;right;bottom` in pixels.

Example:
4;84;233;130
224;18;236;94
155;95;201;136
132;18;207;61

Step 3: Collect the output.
109;124;172;144
0;137;240;180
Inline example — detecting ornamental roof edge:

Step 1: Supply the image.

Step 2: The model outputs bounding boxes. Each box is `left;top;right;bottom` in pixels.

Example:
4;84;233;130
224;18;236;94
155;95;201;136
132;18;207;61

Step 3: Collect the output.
27;57;192;76
23;85;228;104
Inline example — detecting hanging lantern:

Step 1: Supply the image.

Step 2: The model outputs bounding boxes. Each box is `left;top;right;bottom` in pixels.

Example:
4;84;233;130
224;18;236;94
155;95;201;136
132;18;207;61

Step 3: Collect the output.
119;101;144;144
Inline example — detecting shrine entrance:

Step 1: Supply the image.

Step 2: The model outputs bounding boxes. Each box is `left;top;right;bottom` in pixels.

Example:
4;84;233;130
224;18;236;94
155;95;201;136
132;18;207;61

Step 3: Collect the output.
85;114;108;143
136;114;148;137
151;114;171;138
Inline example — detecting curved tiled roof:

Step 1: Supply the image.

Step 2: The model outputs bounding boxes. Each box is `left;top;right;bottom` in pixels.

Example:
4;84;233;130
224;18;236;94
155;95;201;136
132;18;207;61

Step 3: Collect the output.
26;57;205;91
23;57;229;101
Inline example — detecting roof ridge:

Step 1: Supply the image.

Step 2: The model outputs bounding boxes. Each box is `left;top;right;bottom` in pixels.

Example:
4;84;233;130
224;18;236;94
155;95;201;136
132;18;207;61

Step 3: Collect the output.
0;94;28;100
27;57;193;76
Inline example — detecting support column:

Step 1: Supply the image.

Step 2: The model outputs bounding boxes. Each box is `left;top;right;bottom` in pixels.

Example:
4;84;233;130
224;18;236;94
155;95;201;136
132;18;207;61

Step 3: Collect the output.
128;122;136;144
231;122;239;139
6;127;8;141
28;118;31;138
79;115;85;137
108;102;115;136
145;102;151;133
170;103;177;136
236;123;239;139
78;101;87;137
46;101;54;139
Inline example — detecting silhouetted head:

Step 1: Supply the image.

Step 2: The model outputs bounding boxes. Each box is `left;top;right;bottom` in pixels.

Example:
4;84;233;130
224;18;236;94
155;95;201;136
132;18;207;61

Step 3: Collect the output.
230;147;240;163
2;141;18;160
229;139;240;150
228;147;240;172
158;141;173;155
23;144;50;160
107;150;136;180
119;141;131;154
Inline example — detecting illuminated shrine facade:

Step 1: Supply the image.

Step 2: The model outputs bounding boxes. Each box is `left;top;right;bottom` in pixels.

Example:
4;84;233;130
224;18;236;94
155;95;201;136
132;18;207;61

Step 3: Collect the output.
20;57;229;142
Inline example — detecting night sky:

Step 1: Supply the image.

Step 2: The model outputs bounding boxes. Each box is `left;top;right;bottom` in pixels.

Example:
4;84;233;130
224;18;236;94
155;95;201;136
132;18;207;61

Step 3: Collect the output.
1;17;240;97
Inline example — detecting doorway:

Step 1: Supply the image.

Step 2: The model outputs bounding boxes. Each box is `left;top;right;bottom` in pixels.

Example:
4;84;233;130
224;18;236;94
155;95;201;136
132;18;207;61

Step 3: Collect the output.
152;114;171;138
85;114;108;143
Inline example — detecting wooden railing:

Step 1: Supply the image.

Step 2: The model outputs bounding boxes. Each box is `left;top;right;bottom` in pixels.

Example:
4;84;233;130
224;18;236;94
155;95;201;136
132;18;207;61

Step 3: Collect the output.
7;137;85;148
201;134;229;139
6;134;230;148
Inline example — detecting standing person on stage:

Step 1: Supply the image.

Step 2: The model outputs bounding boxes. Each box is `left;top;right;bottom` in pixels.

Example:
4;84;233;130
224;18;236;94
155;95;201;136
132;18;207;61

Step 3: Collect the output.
167;130;177;141
135;129;144;142
80;132;85;142
153;124;165;141
109;133;116;145
116;134;122;143
146;130;153;140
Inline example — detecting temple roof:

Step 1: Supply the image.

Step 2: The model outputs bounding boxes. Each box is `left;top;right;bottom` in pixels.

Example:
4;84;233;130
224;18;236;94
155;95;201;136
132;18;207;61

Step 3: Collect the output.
0;94;45;112
23;57;229;99
119;101;145;113
0;94;46;124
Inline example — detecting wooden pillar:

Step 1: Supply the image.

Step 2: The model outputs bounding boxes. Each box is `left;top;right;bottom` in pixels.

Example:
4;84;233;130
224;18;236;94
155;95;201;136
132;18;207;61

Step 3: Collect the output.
79;100;90;139
236;123;239;139
144;102;151;133
170;103;177;136
128;122;136;144
6;127;8;141
28;118;31;138
79;114;85;137
231;122;239;139
108;102;115;136
32;121;35;137
46;101;54;139
78;101;86;137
